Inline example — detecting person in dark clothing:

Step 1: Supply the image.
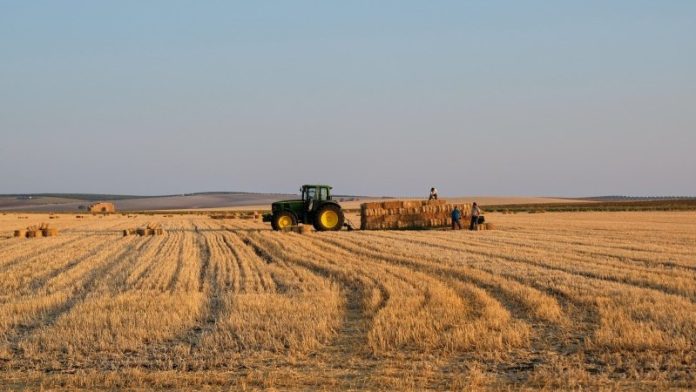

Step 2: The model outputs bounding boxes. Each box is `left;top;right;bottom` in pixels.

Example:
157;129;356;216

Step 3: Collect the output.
451;206;462;230
470;202;481;230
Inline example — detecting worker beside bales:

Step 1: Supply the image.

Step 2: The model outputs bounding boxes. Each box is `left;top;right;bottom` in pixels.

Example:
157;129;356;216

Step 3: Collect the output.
451;206;462;230
470;202;481;230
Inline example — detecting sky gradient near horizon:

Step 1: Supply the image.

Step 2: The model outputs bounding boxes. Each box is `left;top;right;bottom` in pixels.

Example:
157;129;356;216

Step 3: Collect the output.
1;1;695;197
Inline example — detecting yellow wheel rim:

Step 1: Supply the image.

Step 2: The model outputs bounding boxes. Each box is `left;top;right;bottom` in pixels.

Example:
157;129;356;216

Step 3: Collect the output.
278;215;292;228
320;210;339;229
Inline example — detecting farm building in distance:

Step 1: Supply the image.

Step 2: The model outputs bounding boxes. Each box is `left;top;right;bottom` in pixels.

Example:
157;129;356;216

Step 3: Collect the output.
88;202;116;213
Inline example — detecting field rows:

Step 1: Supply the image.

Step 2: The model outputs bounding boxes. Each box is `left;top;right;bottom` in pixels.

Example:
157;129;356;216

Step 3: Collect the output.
0;212;694;389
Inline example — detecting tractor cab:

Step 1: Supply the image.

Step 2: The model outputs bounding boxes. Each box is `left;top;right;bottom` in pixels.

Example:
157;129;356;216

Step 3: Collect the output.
301;184;332;212
264;184;345;231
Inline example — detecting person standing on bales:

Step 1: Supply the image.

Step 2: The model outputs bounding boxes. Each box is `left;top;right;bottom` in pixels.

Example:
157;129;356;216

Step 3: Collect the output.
451;206;462;230
470;202;481;230
429;187;438;200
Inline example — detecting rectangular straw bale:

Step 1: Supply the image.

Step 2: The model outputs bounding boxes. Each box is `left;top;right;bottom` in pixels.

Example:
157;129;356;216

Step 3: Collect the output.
360;199;475;230
381;201;404;209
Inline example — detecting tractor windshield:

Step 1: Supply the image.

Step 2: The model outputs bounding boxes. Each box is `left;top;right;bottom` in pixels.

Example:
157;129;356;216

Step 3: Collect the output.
319;187;329;201
304;187;316;202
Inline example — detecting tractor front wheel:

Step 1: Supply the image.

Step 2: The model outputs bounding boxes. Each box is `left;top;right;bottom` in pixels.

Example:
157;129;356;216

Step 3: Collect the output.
313;204;344;231
272;211;297;231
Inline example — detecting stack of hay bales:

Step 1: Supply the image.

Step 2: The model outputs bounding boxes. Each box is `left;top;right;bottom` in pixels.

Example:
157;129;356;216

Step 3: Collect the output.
88;202;116;213
360;200;473;230
239;211;259;220
14;223;59;238
210;212;259;220
125;223;164;237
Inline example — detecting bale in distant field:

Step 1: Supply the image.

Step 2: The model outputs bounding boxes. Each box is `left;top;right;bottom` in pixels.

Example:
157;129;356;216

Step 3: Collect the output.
14;229;26;238
88;202;116;213
26;230;44;238
136;228;146;236
42;228;58;237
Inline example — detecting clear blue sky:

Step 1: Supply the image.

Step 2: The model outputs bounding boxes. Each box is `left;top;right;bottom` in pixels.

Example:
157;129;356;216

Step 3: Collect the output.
1;1;694;197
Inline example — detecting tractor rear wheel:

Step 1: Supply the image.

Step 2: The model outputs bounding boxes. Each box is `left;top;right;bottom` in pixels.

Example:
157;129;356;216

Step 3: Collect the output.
272;211;297;231
313;204;344;231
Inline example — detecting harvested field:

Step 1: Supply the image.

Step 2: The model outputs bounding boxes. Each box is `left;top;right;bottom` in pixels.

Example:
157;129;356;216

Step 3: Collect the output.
0;211;694;389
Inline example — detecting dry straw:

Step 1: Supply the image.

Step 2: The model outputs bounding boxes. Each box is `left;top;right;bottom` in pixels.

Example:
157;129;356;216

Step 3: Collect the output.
42;228;58;237
361;199;478;230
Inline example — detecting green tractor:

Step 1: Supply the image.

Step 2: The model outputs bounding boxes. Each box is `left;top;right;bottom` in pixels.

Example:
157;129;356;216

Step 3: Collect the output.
263;185;346;231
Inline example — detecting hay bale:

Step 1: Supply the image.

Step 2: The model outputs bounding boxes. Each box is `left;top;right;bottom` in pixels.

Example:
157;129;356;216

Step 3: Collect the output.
300;225;312;234
42;228;58;237
123;229;130;237
154;228;164;235
484;223;495;230
360;199;474;230
136;228;146;236
26;229;44;238
14;229;26;238
88;202;116;213
145;229;155;236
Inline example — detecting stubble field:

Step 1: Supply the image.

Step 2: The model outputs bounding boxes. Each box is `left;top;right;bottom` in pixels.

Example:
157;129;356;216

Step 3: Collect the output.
0;211;695;390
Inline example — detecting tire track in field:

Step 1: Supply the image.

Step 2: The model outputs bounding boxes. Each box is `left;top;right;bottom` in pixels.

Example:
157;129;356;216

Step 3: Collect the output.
284;232;525;353
243;231;386;385
23;236;119;294
352;231;696;354
223;232;276;293
0;235;86;273
0;220;130;273
507;224;696;252
254;232;388;389
181;228;247;355
127;231;186;291
332;232;598;381
124;235;173;289
0;236;109;296
3;236;140;363
452;231;696;275
314;232;571;382
371;230;696;302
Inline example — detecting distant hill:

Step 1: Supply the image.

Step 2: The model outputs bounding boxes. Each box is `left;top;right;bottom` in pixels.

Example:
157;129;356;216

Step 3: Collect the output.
0;192;374;212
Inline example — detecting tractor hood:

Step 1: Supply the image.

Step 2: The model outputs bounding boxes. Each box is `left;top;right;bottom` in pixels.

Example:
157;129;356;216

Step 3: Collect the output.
271;199;303;212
